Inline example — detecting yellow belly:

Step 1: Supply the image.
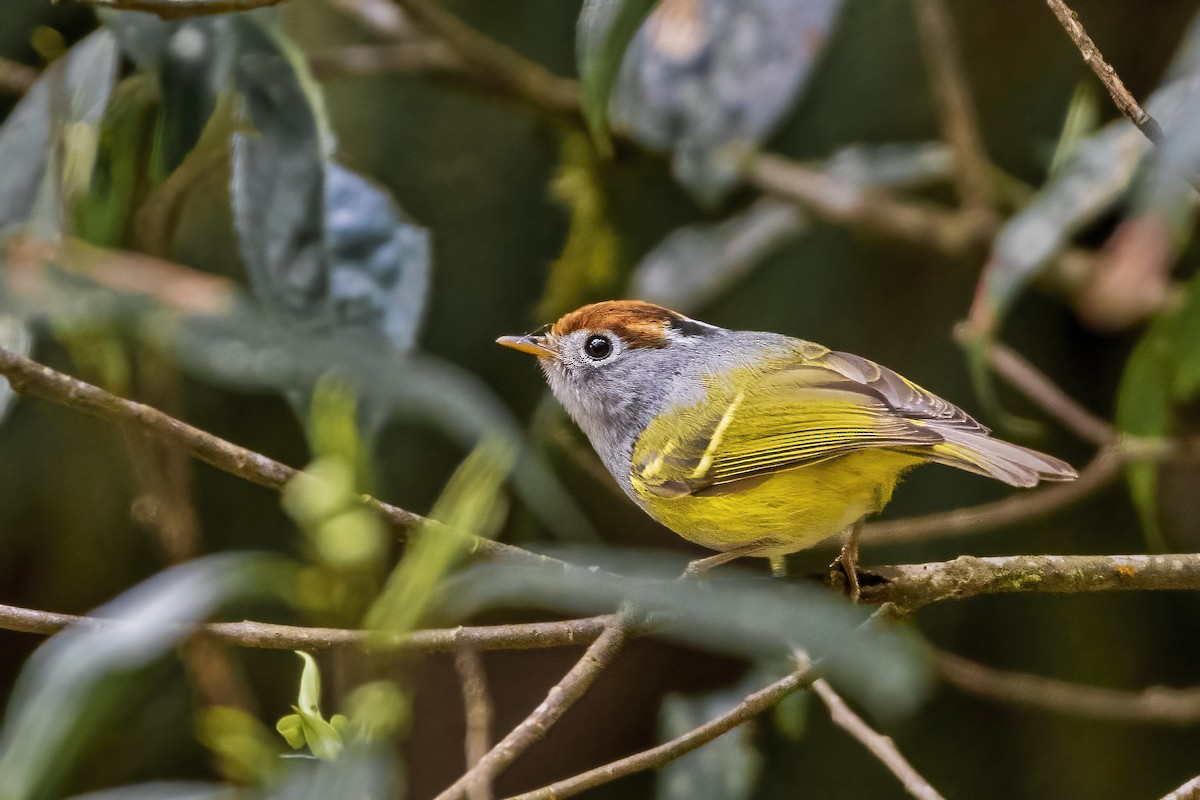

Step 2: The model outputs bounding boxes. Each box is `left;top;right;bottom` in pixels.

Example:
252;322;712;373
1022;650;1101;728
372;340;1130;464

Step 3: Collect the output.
633;450;922;554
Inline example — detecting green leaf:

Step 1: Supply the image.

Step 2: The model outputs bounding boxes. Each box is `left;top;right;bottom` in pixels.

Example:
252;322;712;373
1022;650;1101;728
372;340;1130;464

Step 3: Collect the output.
0;554;292;800
197;706;283;784
1116;328;1173;551
279;652;344;761
577;0;659;155
275;714;307;751
365;443;513;636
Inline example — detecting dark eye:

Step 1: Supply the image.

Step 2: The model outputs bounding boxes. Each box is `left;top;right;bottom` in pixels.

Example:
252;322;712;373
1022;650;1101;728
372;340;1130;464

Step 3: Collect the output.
584;335;613;360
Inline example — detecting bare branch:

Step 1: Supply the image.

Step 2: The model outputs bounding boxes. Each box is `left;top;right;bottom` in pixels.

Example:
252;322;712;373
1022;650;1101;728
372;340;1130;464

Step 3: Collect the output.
455;647;495;800
747;154;995;260
865;446;1120;547
1161;775;1200;800
504;666;816;800
0;599;614;653
436;622;629;800
0;57;37;96
1043;0;1165;144
912;0;996;209
933;649;1200;726
811;677;946;800
982;338;1117;446
387;0;580;112
307;42;464;82
857;553;1200;610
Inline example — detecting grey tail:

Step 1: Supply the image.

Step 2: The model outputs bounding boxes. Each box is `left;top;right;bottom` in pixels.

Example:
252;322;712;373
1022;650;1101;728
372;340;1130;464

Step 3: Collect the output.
923;426;1079;488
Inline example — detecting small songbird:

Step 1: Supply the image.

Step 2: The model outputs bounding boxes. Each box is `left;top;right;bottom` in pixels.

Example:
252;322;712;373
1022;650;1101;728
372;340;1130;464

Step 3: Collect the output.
498;301;1077;586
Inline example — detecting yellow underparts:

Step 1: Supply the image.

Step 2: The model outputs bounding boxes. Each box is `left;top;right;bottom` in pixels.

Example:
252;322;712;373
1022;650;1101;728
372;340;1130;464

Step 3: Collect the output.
632;449;923;555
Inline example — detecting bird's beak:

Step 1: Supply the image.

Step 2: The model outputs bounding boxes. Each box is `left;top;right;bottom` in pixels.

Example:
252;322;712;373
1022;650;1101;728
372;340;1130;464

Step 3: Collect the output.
496;333;556;358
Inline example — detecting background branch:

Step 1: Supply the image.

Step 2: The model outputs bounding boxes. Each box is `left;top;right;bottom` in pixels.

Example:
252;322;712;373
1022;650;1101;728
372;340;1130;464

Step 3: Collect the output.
505;665;817;800
455;647;495;800
933;649;1200;726
811;677;946;800
436;622;629;800
0;57;37;96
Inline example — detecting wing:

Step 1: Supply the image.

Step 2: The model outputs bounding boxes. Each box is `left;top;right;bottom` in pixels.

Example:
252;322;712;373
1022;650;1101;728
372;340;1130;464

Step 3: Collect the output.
632;344;980;499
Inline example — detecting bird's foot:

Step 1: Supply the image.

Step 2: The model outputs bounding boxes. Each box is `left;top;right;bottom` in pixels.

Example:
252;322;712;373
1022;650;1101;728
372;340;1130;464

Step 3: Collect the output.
829;521;864;602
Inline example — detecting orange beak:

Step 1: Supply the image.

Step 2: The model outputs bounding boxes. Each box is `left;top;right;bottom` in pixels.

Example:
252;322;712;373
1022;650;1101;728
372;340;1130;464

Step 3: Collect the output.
496;334;556;358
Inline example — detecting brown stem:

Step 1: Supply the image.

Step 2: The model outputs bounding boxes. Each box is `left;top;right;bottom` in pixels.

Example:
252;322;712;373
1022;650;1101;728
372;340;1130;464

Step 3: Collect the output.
912;0;996;209
0;600;615;652
455;647;495;800
933;649;1200;727
811;677;946;800
504;665;816;800
1043;0;1165;144
435;622;629;800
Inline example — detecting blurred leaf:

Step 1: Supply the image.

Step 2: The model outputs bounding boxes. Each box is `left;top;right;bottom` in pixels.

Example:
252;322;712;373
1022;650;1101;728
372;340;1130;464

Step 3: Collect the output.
580;0;845;204
340;682;410;744
0;554;292;800
73;76;160;248
258;747;397;800
1116;271;1200;550
1048;83;1099;178
365;443;512;636
101;11;237;182
444;548;931;720
577;0;659;155
656;671;766;800
0;31;118;237
0;315;31;425
771;685;807;740
539;130;620;320
196;706;283;785
230;19;430;353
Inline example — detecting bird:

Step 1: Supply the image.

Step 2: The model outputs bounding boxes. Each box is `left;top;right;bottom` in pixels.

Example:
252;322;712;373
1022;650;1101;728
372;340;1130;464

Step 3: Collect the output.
498;300;1077;591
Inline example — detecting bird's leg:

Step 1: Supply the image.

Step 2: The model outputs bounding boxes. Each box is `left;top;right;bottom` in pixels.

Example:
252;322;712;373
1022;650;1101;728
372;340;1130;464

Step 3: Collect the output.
769;554;788;578
684;544;765;577
831;519;865;602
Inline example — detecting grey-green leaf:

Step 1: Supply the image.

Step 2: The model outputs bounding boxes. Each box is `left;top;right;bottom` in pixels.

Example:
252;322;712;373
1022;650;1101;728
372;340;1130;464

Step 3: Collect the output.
0;316;31;425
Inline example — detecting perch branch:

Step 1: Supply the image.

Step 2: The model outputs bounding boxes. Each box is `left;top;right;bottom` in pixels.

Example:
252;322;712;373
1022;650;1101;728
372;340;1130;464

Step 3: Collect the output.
436;622;630;800
811;677;946;800
387;0;580;112
856;553;1200;610
455;647;495;800
933;649;1200;726
0;600;614;652
1043;0;1165;144
504;665;817;800
307;42;464;82
913;0;996;209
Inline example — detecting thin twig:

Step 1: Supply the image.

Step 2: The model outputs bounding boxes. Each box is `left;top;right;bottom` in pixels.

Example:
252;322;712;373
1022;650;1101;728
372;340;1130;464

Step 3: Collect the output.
387;0;580;112
0;57;37;96
1161;774;1200;800
983;338;1116;446
856;553;1200;610
455;647;495;800
865;446;1120;546
933;649;1200;726
1043;0;1165;144
811;678;945;800
436;622;629;800
307;42;464;82
0;600;615;652
748;154;995;260
504;666;817;800
912;0;996;209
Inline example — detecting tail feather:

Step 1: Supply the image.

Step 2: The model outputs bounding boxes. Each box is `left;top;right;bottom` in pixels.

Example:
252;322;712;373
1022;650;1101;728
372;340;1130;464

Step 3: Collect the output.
925;427;1078;488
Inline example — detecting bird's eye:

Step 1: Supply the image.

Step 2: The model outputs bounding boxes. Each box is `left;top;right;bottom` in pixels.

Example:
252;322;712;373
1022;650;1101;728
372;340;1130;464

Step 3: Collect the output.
584;335;613;360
